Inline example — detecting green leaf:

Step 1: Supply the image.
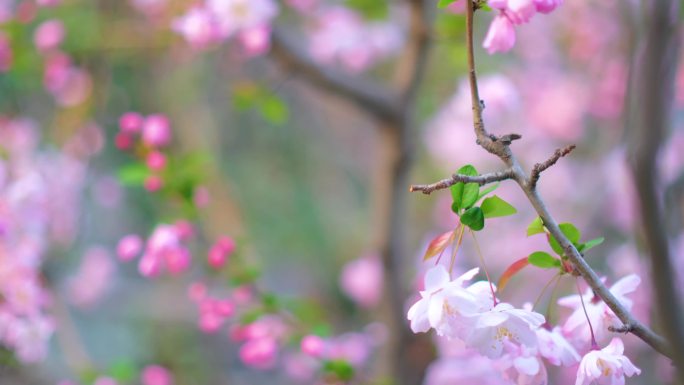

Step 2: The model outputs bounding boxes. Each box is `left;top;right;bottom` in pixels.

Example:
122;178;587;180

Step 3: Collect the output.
450;165;479;212
528;251;561;269
460;207;484;231
438;0;459;8
527;217;545;236
108;360;137;383
578;237;604;253
345;0;388;19
481;195;517;218
548;223;581;255
117;163;150;186
259;94;289;125
477;182;500;201
323;360;355;381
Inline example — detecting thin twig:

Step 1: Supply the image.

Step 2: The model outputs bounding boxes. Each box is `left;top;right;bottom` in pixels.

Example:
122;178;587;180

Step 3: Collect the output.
529;145;577;188
409;169;513;194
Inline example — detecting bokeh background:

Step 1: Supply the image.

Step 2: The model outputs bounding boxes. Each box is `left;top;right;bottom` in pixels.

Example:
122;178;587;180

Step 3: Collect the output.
0;0;682;384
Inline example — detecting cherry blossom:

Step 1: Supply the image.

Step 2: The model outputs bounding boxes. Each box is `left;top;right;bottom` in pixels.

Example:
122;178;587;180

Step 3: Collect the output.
339;254;383;308
576;338;640;385
536;326;580;367
558;275;640;345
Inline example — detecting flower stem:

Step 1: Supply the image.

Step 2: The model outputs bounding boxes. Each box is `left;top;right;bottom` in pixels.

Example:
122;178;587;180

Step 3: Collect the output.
470;230;497;306
576;278;598;349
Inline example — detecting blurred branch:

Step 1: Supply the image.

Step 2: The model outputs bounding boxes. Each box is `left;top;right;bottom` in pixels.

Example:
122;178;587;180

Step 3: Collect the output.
529;145;576;188
665;171;684;235
269;26;402;123
409;0;672;359
625;0;684;379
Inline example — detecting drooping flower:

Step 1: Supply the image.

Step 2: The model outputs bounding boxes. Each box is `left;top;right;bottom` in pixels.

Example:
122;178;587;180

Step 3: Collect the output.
575;338;640;385
536;326;581;367
464;302;545;358
406;266;484;338
558;275;640;345
483;14;516;54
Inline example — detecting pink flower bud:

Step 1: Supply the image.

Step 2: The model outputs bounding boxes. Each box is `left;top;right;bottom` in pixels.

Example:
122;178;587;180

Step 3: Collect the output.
533;0;562;13
165;248;190;275
214;299;234;317
141;365;173;385
117;234;143;261
144;175;163;192
174;220;194;240
199;311;224;333
114;132;134;150
146;151;166;171
483;14;516;54
119;112;144;133
187;282;207;302
207;236;234;269
300;335;325;357
239;338;277;369
507;0;536;24
33;19;64;53
142;114;171;147
138;253;161;278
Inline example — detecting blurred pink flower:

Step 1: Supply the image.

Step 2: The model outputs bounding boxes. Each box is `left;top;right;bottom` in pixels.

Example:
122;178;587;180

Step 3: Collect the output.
142;114;171;147
172;7;218;49
240;337;278;369
207;236;235;269
67;246;116;308
300;335;325;357
33;19;64;53
141;365;173;385
117;234;143;261
339;254;383;308
119;112;144;133
146;151;166;171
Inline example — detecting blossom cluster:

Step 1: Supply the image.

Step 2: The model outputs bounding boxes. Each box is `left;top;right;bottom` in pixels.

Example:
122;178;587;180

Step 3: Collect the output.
483;0;563;54
409;265;642;385
0;117;88;363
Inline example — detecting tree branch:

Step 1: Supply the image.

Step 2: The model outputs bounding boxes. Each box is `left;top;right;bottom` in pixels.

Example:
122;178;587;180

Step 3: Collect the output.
409;0;671;359
269;25;402;123
409;169;514;194
529;145;576;188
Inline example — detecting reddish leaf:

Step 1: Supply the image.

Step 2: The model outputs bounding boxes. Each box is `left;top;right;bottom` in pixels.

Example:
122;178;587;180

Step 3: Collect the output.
497;257;530;292
423;230;456;261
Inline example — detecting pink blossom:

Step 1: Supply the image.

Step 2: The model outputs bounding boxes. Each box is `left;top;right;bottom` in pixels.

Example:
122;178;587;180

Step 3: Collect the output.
207;236;235;269
115;132;134;150
496;343;548;385
285;0;317;14
206;0;278;38
144;175;163;192
33;19;64;53
506;0;537;24
67;246;116;308
192;185;210;207
465;302;545;359
119;112;144;133
141;365;173;385
11;315;54;363
239;337;278;369
533;0;562;14
146;151;166;171
239;24;271;56
576;338;640;385
138;224;192;277
406;266;489;338
483;14;516;54
117;234;143;261
558;275;640;346
142;114;171;147
536;326;580;366
172;7;218;49
339;254;383;308
300;335;325;357
187;282;207;302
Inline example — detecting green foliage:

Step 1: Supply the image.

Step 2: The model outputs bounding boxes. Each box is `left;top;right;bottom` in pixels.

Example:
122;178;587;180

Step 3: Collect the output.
437;0;459;8
323;359;355;381
548;223;580;255
117;163;150;186
527;217;545;236
108;360;137;383
344;0;388;19
578;237;605;253
477;182;500;201
450;165;479;213
460;206;484;231
233;84;290;125
481;195;517;218
528;251;561;269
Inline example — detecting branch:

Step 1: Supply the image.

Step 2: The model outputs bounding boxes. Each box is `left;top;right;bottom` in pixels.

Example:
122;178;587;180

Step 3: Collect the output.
409;169;513;194
529;145;577;188
269;25;402;123
408;0;671;359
